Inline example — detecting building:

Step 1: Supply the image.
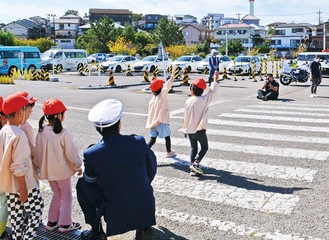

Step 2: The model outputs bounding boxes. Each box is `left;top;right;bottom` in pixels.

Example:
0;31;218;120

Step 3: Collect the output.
144;14;164;32
241;14;260;26
213;23;255;49
180;24;208;45
1;19;44;39
173;14;198;25
89;9;132;25
201;13;224;31
268;22;312;50
310;22;329;50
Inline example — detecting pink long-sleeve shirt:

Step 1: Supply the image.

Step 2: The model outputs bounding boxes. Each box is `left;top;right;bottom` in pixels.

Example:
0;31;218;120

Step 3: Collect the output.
35;126;82;181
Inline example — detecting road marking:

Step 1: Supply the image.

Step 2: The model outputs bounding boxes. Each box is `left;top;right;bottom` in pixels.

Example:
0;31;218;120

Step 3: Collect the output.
220;113;329;124
248;104;329;113
153;175;299;215
164;137;329;161
156;208;324;240
154;152;317;182
197;128;329;145
208;119;329;133
235;108;329;118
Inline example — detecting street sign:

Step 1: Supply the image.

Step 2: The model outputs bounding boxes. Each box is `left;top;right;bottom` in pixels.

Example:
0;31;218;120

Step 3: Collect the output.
18;52;24;59
97;53;106;62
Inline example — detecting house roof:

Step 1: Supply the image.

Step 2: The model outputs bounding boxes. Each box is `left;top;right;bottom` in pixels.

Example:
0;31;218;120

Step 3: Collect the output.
180;23;207;31
242;14;259;20
16;19;40;29
89;8;132;14
55;18;80;24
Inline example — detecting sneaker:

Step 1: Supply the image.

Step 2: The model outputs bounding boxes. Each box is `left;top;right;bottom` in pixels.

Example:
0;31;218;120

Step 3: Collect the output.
45;221;59;231
256;96;261;99
190;171;197;176
189;163;203;175
310;94;315;98
135;227;154;240
80;230;107;240
314;94;319;97
165;151;176;158
57;222;81;233
261;96;268;101
0;230;12;240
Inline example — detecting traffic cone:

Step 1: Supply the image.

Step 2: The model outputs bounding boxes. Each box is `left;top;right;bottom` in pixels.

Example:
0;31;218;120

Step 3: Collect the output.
143;68;150;82
222;67;230;79
181;67;190;86
233;61;237;81
125;65;133;76
174;67;181;80
44;70;50;81
78;64;85;76
203;66;209;75
108;69;115;86
252;61;257;82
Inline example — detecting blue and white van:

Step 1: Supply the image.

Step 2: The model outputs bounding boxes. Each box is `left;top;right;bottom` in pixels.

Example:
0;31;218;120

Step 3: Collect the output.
0;46;42;75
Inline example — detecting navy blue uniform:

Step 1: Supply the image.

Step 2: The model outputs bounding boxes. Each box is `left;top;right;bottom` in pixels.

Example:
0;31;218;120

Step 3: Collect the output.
77;133;157;236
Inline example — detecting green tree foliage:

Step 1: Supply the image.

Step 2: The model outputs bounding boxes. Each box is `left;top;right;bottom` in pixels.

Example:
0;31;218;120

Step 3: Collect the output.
64;10;79;16
14;38;55;52
123;25;136;43
151;17;185;46
134;31;153;56
132;13;144;21
196;39;211;55
218;40;244;56
76;16;116;53
0;30;15;46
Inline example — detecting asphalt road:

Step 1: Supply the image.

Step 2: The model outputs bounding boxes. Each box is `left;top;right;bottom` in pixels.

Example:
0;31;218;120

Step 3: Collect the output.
1;70;329;240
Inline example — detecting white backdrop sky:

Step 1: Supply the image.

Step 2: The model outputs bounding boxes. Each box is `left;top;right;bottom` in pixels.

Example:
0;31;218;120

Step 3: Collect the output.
1;0;329;26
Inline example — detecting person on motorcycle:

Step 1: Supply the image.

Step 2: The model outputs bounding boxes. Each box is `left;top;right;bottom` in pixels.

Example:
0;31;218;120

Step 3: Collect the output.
257;73;279;101
309;55;322;98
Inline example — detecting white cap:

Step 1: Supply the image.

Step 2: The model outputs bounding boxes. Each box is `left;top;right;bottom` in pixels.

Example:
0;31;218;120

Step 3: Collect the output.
88;99;123;128
211;49;218;55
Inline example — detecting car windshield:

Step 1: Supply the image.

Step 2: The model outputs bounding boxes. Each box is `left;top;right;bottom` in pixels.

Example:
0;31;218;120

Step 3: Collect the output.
235;57;250;63
111;56;123;61
177;56;192;62
42;51;53;58
142;56;157;61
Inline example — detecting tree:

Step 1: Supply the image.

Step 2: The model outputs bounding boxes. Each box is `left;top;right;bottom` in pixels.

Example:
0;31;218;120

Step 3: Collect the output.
218;40;244;56
151;17;185;46
64;10;79;16
196;39;211;55
14;38;55;52
76;16;116;53
0;30;15;46
134;31;153;56
166;45;197;60
108;37;137;55
132;13;144;22
123;25;136;43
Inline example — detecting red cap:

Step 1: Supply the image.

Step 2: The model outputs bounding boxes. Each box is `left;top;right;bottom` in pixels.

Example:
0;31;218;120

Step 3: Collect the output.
0;97;3;113
15;91;37;103
42;98;67;115
3;94;29;115
192;78;207;90
150;78;163;92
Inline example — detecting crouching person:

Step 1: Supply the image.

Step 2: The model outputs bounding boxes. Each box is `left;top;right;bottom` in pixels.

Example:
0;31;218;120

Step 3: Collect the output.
77;99;157;240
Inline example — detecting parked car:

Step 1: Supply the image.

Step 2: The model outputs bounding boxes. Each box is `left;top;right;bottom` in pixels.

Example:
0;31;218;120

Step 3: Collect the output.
132;55;172;72
100;55;138;72
87;53;108;63
171;55;203;72
226;56;261;75
196;55;232;73
256;53;270;60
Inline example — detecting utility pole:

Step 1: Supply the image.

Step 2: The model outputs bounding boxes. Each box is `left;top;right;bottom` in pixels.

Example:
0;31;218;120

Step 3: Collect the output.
236;13;241;22
47;14;56;44
317;10;322;25
226;24;228;56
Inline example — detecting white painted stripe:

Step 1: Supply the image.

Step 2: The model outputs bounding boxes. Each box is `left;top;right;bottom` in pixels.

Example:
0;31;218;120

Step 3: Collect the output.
208;119;329;133
156;208;324;240
235;108;329;118
202;128;329;145
253;102;329;108
154;151;317;182
220;113;329;124
153;175;299;215
166;137;329;161
248;104;329;112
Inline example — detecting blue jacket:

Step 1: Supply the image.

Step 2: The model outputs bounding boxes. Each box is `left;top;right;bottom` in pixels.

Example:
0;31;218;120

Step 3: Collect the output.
83;133;157;236
209;55;220;70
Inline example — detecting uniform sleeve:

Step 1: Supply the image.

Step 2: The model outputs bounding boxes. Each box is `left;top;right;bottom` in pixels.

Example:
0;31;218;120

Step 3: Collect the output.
61;129;82;170
10;134;31;177
83;147;98;183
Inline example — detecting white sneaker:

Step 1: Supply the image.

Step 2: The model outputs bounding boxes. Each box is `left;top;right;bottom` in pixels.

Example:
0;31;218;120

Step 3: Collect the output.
310;94;315;98
314;94;319;97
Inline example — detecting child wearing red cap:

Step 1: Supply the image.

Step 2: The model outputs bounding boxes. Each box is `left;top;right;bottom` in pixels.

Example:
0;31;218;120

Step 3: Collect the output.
0;94;44;239
183;71;220;176
145;68;176;158
35;98;82;233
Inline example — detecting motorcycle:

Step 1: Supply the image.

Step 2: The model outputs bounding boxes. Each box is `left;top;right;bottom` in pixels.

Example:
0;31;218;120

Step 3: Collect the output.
278;63;310;85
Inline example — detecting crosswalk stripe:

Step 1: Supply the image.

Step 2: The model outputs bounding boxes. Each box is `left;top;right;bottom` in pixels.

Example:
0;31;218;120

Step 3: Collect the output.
208;119;329;133
156;208;324;240
166;137;329;161
201;128;329;145
153;175;299;215
235;108;329;118
248;104;329;112
154;152;317;182
220;113;329;124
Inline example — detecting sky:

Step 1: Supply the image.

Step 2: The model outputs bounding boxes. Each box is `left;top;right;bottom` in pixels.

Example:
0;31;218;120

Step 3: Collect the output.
1;0;329;26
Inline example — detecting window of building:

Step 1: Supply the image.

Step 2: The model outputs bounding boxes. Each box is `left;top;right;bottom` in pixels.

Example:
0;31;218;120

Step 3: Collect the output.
60;24;64;30
275;30;285;36
292;28;303;33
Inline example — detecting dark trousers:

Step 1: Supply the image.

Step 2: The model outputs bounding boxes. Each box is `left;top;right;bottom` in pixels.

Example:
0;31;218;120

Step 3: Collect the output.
257;90;278;100
310;77;321;94
188;130;209;164
76;178;103;227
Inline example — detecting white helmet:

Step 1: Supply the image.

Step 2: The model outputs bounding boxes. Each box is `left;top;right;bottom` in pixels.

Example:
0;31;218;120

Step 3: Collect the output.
211;49;219;55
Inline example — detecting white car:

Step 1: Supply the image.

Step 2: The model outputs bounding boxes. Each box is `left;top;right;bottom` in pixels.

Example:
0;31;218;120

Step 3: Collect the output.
100;55;138;72
196;55;232;73
226;56;261;75
171;55;203;72
132;55;172;72
87;53;107;63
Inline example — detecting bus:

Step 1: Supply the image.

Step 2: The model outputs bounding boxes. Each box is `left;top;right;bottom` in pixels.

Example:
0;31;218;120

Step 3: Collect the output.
0;46;42;75
41;48;87;71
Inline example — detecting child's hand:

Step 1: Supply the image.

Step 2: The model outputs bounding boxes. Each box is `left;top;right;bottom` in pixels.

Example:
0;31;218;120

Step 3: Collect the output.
76;168;82;176
19;188;28;203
